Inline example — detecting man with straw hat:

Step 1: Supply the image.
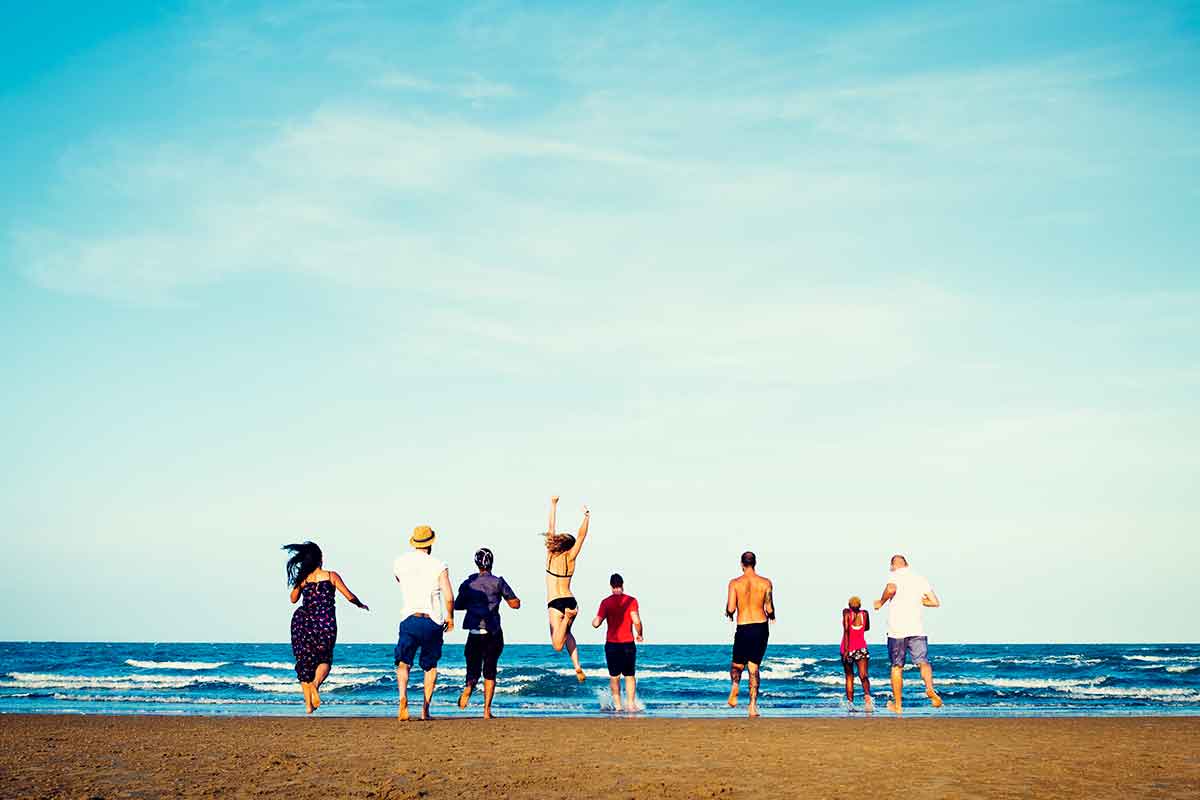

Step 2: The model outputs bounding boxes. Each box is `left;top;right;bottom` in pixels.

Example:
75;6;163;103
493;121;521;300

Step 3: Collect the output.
393;525;454;721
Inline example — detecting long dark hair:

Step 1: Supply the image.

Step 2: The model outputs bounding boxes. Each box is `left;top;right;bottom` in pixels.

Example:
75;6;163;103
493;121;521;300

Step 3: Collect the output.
282;542;322;587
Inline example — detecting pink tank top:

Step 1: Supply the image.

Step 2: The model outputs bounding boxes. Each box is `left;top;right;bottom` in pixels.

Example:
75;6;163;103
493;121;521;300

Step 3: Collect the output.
843;610;868;652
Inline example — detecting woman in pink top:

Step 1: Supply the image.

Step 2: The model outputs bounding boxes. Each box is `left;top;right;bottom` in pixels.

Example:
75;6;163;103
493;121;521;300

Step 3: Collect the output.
840;596;873;710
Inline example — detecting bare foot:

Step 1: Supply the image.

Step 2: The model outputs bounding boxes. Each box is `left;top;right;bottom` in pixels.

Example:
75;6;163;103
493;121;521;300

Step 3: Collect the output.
458;686;473;709
886;700;902;715
397;699;409;721
748;706;760;718
927;689;943;708
727;686;739;708
311;687;321;711
575;667;587;683
483;710;495;720
421;705;433;721
864;695;875;713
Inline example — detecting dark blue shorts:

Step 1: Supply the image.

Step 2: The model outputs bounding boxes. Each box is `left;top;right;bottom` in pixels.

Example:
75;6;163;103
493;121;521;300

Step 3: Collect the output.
887;636;929;668
395;616;444;671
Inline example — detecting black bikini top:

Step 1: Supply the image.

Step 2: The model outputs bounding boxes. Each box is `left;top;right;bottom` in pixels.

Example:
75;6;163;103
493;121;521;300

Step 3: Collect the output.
545;552;574;579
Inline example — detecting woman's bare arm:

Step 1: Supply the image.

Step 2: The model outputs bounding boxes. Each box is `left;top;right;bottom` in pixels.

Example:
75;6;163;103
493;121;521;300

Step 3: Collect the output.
842;608;852;633
290;585;302;604
547;496;559;535
863;610;871;631
568;505;590;558
331;571;369;610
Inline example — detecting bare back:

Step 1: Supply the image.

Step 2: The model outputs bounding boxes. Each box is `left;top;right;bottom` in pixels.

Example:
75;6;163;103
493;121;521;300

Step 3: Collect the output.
728;572;773;625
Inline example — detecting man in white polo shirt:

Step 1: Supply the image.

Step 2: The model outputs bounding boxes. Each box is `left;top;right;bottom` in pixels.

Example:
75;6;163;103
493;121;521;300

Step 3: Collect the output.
393;525;454;721
874;553;942;714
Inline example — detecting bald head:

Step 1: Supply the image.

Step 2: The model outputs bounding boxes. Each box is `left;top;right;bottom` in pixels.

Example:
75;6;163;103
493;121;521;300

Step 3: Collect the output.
890;554;908;569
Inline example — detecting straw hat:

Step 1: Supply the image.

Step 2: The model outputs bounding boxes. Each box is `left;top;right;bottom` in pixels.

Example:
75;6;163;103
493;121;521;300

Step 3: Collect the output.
410;525;436;548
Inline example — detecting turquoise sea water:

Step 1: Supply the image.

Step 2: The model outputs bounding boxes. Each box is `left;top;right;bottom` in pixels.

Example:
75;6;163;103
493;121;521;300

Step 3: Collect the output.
1;642;1197;717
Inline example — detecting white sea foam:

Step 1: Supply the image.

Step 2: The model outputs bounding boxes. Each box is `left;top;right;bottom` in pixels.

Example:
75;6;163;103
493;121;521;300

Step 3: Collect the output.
1167;665;1197;673
1;671;378;694
243;661;293;670
1122;655;1200;663
1063;686;1200;702
125;660;228;670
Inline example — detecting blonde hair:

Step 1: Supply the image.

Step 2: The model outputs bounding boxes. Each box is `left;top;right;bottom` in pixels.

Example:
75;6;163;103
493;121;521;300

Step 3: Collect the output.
848;596;862;609
544;533;575;553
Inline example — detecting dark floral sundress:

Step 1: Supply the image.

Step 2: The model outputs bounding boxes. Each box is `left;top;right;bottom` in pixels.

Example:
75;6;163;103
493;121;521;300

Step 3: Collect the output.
291;580;337;683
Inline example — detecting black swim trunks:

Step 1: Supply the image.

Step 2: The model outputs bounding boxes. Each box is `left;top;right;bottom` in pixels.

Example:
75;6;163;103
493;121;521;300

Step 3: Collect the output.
547;596;578;613
604;641;637;677
732;621;770;666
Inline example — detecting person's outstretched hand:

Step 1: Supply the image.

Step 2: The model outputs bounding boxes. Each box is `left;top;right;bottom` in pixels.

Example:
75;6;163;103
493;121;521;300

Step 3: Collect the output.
551;495;560;504
873;599;884;611
582;504;590;515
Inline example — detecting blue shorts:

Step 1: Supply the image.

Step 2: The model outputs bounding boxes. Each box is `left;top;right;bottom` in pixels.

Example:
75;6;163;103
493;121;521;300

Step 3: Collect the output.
395;616;444;671
887;636;929;668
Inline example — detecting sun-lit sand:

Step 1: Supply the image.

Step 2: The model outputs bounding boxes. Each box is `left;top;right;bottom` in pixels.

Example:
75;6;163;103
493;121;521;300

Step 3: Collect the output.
2;714;1197;798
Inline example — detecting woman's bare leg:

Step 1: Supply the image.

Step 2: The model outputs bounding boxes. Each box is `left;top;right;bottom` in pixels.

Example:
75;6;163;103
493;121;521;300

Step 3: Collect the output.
301;681;314;714
564;629;584;681
311;663;330;710
857;659;872;699
843;663;855;702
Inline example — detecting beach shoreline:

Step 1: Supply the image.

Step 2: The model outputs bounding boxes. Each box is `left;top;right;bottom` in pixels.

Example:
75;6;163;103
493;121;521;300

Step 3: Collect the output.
2;714;1197;799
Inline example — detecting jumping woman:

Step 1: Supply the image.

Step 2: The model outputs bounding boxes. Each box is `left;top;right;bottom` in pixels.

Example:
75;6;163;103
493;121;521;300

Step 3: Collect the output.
543;496;589;682
283;541;369;713
841;595;873;711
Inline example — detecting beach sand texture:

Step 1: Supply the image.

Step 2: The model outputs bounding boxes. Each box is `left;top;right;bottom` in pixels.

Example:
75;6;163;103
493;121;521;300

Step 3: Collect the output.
1;715;1197;798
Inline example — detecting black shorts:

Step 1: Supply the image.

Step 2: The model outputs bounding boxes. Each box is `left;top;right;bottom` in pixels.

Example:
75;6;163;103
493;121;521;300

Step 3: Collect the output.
547;596;578;613
732;622;770;666
464;631;504;683
604;641;637;677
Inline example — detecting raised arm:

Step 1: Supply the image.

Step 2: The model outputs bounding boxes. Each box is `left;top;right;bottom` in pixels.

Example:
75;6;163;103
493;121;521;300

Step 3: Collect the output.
874;583;896;611
439;569;455;632
567;505;590;558
922;589;941;608
547;495;559;535
331;571;369;610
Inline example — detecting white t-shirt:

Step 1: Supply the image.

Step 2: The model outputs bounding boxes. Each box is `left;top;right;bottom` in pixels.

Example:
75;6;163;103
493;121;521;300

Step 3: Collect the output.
393;551;448;625
885;567;933;639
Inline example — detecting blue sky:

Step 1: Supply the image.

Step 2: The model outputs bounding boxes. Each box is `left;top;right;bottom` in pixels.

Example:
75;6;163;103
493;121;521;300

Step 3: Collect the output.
1;1;1197;645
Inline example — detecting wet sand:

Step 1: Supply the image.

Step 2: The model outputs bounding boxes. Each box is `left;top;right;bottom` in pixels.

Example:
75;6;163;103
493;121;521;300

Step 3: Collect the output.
1;714;1197;798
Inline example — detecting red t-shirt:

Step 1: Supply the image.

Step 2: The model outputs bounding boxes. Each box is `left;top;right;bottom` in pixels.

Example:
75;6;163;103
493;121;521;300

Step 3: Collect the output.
596;593;639;643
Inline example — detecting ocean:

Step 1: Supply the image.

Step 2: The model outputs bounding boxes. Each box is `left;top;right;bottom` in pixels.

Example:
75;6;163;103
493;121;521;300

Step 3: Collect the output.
1;641;1197;718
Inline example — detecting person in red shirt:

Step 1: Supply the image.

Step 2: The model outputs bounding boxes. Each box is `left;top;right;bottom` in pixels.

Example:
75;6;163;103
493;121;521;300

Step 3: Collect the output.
592;573;643;712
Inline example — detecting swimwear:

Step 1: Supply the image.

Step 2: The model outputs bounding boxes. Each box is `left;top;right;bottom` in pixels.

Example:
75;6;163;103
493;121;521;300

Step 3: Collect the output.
604;641;637;677
545;552;574;579
464;630;505;684
547;596;578;613
732;621;770;666
841;609;869;666
290;579;337;683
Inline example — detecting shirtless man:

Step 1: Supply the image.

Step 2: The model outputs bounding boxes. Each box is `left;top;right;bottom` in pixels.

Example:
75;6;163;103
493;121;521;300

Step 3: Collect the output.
725;551;775;718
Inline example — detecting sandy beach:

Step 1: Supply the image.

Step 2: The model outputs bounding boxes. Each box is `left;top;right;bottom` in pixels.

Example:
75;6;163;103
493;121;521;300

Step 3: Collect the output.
1;715;1197;799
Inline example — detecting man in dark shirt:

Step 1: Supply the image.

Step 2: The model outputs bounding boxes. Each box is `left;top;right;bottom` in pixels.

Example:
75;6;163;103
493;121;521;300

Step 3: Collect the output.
592;573;643;712
453;548;520;719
